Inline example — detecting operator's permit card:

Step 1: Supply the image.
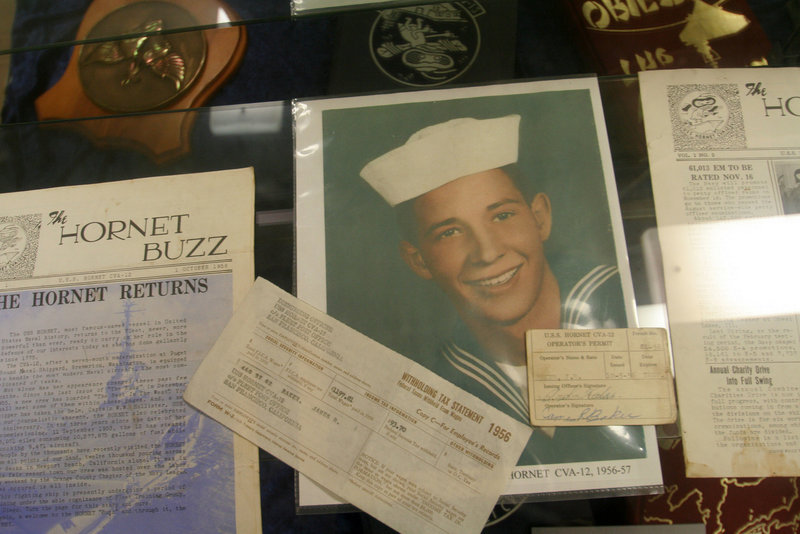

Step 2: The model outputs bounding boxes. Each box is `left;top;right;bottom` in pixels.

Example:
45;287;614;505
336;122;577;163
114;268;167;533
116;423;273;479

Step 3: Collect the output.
526;328;677;426
185;277;532;534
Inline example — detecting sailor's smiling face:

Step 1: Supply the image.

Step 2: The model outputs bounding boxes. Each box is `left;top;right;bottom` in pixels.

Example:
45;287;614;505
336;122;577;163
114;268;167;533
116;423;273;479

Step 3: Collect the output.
400;167;552;326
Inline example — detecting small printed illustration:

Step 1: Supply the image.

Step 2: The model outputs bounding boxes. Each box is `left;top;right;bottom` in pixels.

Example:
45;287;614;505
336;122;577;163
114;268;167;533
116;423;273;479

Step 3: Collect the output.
669;83;746;151
680;91;729;135
775;160;800;215
370;2;482;87
0;214;40;280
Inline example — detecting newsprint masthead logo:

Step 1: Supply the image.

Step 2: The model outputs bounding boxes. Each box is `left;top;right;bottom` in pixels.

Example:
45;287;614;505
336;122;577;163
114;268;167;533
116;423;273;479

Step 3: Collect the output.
679;91;729;138
0;215;40;281
668;83;746;151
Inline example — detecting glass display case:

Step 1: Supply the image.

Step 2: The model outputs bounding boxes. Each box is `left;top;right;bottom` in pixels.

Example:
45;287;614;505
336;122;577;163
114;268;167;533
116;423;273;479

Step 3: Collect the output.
2;1;799;532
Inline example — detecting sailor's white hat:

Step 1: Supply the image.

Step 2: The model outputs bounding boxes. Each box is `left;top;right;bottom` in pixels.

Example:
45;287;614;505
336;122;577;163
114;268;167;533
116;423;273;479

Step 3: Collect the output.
360;114;521;206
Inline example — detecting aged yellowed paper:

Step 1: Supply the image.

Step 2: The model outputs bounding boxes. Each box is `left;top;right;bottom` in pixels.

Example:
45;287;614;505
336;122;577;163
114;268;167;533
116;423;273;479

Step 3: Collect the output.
0;169;259;533
640;67;800;476
184;277;532;534
526;328;676;426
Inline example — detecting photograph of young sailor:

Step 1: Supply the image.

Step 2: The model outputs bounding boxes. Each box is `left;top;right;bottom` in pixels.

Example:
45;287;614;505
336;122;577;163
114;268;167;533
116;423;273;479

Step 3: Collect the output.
359;114;644;465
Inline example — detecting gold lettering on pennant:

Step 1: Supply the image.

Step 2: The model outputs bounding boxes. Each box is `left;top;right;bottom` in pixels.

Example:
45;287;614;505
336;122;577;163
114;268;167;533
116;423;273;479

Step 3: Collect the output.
619;47;675;74
581;0;686;29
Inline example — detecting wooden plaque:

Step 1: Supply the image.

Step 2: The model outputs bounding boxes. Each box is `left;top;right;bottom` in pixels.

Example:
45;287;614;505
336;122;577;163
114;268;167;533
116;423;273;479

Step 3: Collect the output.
35;0;247;163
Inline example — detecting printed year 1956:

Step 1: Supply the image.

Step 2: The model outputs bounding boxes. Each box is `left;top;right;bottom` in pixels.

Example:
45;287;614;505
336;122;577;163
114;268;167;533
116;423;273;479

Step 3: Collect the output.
488;422;511;442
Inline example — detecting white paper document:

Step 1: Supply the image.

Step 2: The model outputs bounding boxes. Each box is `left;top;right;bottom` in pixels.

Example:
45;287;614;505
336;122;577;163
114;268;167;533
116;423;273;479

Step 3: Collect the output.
185;277;532;534
0;169;259;532
640;67;800;476
526;328;676;426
